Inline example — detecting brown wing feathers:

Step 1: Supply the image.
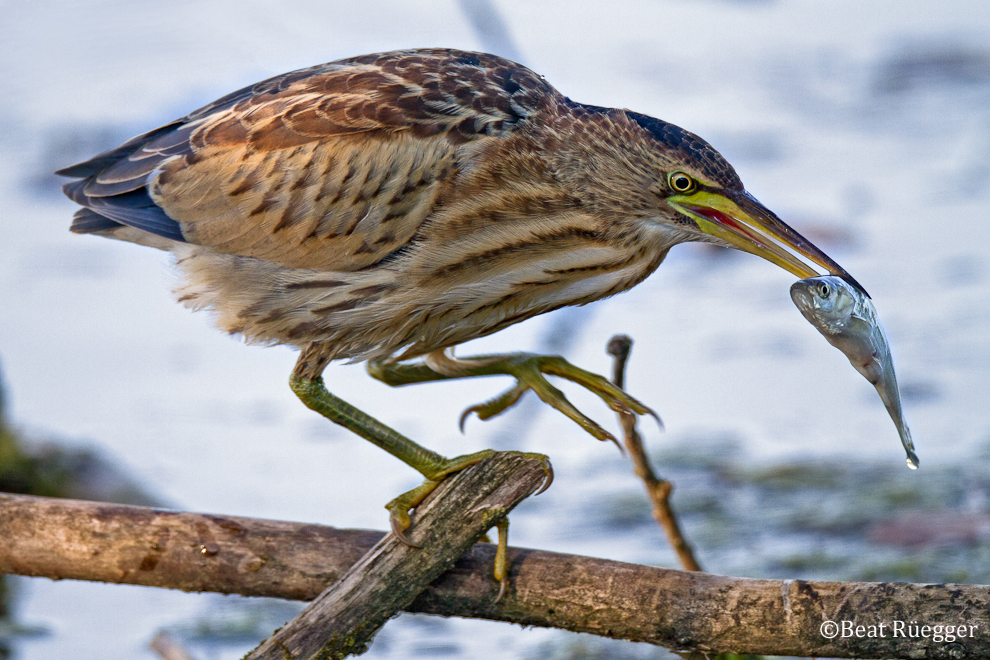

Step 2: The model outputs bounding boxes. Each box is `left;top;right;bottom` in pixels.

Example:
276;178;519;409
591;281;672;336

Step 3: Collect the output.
57;49;559;270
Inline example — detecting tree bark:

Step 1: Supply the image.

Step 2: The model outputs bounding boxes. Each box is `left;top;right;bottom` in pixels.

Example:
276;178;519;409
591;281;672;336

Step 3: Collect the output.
1;492;987;658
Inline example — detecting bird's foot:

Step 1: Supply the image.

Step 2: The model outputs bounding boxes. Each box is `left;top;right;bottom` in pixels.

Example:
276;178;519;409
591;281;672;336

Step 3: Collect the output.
369;351;660;447
449;352;661;448
385;449;551;593
290;367;550;594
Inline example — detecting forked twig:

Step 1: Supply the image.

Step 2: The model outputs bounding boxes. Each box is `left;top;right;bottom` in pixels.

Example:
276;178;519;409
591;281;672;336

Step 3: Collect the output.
246;453;547;659
606;334;702;572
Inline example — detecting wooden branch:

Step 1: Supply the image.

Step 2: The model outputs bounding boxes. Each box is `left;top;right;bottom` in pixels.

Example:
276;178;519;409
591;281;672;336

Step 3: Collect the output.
2;493;989;658
606;334;702;572
246;452;547;659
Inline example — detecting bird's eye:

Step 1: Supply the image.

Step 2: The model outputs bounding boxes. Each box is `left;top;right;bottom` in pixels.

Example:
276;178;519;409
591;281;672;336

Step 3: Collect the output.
817;282;831;298
668;171;696;193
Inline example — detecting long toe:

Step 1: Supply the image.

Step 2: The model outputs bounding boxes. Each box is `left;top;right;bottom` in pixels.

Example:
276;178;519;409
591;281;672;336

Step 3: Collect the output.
542;357;662;426
521;370;619;445
459;382;530;431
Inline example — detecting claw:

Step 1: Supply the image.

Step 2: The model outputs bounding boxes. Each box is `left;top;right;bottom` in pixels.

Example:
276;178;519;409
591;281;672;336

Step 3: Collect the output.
610;400;663;433
534;455;554;495
390;513;421;549
386;479;444;549
608;396;662;431
648;408;665;432
458;405;480;433
603;431;625;455
495;576;508;604
621;400;663;433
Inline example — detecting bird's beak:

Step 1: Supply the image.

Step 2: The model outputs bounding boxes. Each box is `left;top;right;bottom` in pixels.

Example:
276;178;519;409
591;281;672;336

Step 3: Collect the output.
669;189;868;296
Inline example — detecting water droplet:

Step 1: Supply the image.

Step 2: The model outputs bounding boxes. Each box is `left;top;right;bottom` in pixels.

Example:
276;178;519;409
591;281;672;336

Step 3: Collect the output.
906;457;918;470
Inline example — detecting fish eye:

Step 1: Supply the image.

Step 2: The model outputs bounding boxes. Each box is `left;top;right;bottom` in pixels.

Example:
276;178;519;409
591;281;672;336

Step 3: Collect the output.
667;171;696;193
817;282;831;298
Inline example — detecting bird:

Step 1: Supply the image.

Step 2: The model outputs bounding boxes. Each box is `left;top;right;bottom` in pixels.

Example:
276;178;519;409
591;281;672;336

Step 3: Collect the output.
58;48;859;591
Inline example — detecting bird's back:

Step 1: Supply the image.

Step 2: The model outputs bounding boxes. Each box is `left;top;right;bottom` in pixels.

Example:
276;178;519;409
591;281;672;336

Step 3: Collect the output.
58;49;561;272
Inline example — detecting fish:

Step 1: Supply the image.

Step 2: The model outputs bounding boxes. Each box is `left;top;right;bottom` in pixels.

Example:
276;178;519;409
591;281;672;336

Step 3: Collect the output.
790;275;919;469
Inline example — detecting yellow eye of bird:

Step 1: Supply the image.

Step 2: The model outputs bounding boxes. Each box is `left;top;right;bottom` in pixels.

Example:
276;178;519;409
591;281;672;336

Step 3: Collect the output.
668;171;696;193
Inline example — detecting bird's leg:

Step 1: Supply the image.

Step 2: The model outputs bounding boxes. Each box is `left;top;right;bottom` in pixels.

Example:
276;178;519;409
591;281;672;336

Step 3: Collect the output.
291;345;551;581
368;350;661;447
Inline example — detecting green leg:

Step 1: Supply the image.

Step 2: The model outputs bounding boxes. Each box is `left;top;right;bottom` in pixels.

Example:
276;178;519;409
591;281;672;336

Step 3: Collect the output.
290;375;490;482
368;351;661;446
289;374;551;572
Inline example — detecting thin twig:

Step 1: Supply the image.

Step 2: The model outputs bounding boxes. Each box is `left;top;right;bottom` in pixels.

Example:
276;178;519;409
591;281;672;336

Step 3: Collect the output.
3;492;989;658
606;334;702;572
149;631;199;660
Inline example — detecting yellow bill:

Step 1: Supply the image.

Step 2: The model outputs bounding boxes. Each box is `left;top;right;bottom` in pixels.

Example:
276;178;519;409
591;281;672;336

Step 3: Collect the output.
669;189;869;297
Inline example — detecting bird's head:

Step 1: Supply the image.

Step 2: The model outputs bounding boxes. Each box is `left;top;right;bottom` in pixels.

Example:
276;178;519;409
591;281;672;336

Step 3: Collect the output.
621;110;867;295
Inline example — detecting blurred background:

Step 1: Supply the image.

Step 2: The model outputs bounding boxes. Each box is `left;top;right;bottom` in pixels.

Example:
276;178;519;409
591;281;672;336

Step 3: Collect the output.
1;0;989;657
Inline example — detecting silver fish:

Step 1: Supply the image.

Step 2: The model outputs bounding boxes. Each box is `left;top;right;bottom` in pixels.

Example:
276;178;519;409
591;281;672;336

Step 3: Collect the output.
790;275;919;469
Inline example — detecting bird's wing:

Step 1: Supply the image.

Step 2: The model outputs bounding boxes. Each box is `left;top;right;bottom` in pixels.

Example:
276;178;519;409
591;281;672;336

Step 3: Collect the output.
58;49;559;271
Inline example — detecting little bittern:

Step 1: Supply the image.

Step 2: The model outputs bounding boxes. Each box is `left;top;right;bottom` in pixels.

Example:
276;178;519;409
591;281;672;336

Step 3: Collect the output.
59;49;858;589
